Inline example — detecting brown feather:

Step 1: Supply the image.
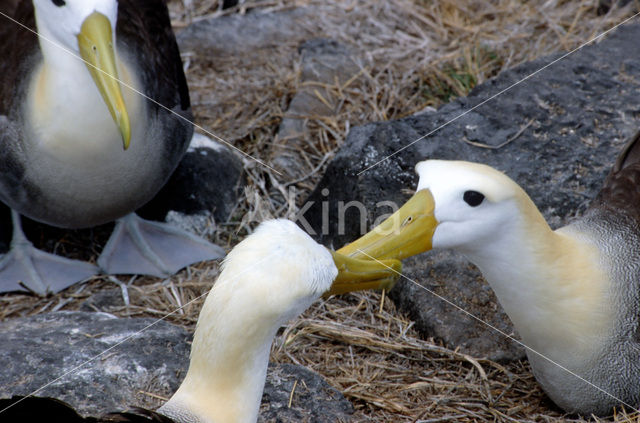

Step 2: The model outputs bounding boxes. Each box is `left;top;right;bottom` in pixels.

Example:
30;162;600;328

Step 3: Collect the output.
0;396;175;422
591;131;640;224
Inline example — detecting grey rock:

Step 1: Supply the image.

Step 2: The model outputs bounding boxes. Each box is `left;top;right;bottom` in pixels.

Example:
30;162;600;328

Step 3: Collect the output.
78;287;126;313
0;312;353;421
0;311;191;416
165;210;217;240
177;8;316;56
393;253;523;361
301;22;640;360
272;39;363;179
260;363;354;423
138;133;244;227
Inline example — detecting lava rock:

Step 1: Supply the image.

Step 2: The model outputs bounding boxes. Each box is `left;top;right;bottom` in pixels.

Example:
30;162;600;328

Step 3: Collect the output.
393;253;523;361
260;363;354;422
79;287;126;313
300;22;640;360
138;133;245;228
0;311;191;416
0;312;354;421
177;8;316;56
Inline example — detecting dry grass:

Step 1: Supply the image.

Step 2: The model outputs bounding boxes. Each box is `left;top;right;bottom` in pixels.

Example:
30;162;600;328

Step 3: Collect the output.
3;0;640;421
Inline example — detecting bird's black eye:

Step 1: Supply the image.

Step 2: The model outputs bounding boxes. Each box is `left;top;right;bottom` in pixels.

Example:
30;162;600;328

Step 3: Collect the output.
52;0;66;6
463;190;485;207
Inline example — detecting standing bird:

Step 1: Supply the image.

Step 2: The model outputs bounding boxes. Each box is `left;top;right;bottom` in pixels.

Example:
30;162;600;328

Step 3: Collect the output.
0;0;224;294
0;219;401;422
339;132;640;415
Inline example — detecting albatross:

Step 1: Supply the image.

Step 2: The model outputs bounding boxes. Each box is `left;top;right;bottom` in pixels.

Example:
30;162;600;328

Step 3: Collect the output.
0;219;401;422
338;132;640;415
0;0;223;295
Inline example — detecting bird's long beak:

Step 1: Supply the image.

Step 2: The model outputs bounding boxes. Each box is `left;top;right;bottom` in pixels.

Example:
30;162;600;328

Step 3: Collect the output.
77;12;131;149
326;251;402;296
337;189;437;261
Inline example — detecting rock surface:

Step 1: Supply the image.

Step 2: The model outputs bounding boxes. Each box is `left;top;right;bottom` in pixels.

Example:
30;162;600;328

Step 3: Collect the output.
138;133;245;230
0;311;190;416
260;363;354;422
177;8;316;56
0;311;353;421
301;22;640;360
271;38;363;179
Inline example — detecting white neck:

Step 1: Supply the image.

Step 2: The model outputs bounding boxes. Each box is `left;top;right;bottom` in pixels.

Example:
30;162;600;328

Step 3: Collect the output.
159;283;285;423
460;215;612;365
157;220;335;423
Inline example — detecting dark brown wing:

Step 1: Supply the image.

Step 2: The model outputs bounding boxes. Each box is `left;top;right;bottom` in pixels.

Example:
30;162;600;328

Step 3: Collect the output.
0;0;22;29
611;131;640;173
116;0;193;172
0;396;175;422
591;131;640;223
0;0;37;116
0;396;93;422
0;0;20;12
100;408;175;423
117;0;190;113
0;0;24;43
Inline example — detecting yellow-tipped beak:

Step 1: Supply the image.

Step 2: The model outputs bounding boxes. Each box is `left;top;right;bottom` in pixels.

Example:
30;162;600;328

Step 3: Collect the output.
325;250;402;297
337;189;437;261
77;12;131;149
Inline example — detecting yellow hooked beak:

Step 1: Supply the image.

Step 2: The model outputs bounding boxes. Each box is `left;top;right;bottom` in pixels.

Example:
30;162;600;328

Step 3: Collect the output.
337;189;437;261
77;12;131;149
326;250;402;297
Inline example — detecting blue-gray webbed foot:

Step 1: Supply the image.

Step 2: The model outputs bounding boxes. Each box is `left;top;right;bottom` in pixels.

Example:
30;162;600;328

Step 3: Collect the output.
98;213;225;277
0;211;98;295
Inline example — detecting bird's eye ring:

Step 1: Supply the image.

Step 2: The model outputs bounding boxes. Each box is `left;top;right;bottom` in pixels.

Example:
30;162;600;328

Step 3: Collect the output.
51;0;66;6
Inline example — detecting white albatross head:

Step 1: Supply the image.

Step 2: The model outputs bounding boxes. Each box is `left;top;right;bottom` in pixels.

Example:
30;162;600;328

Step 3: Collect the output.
159;219;400;423
415;160;540;255
32;0;118;50
337;159;546;262
217;219;339;322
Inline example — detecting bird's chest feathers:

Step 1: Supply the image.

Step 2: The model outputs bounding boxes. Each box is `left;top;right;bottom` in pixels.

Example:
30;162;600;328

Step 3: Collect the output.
25;54;143;165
